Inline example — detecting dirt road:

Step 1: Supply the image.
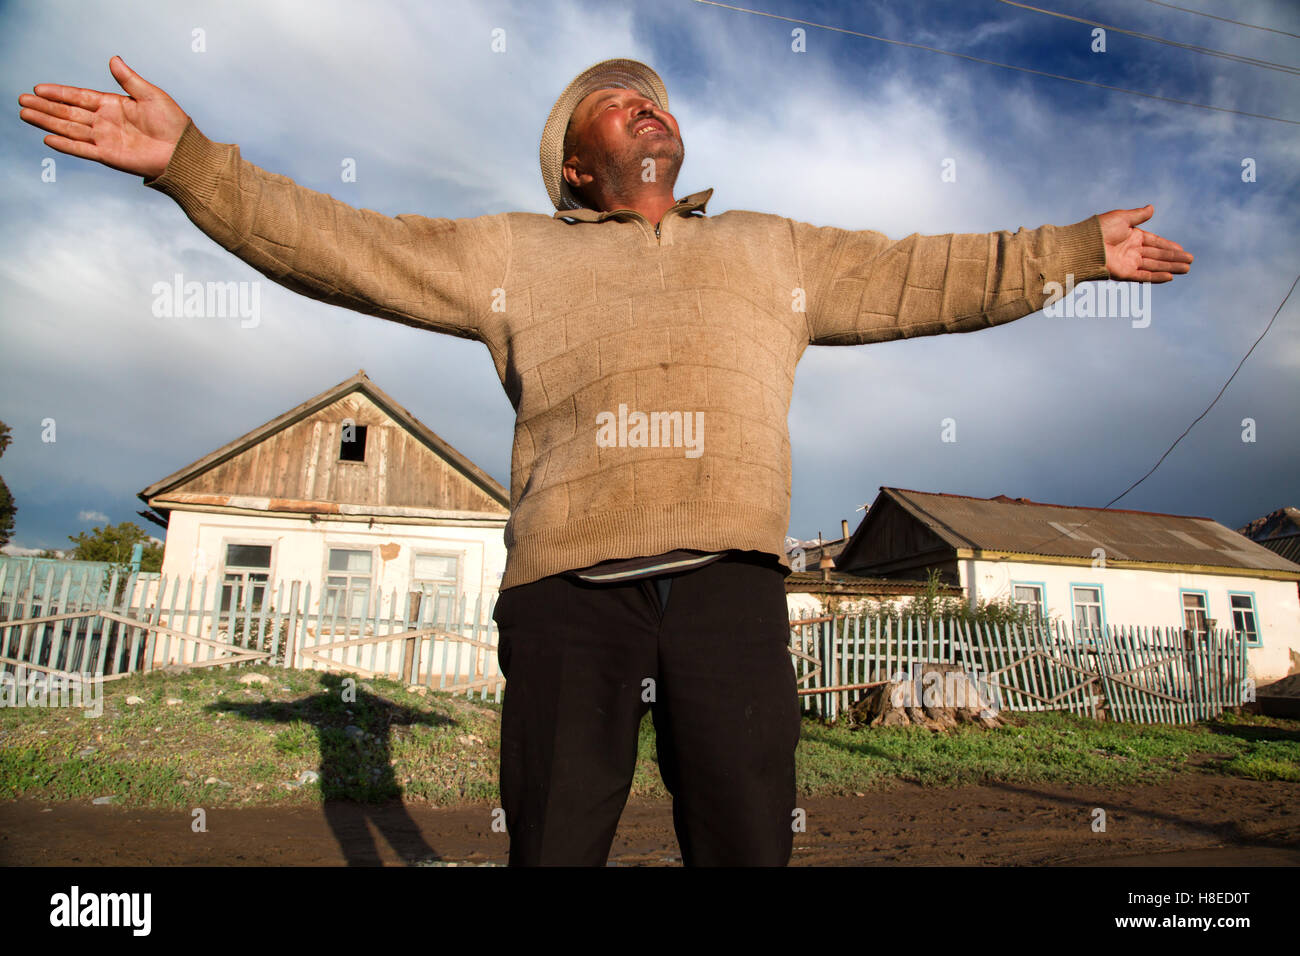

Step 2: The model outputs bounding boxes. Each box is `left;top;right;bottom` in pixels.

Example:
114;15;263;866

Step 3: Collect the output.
3;775;1296;866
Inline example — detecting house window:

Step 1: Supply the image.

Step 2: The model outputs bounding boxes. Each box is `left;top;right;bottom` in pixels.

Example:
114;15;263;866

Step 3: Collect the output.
324;548;372;618
1229;593;1260;646
339;424;367;462
221;543;272;613
1181;591;1209;637
1072;586;1103;637
1013;584;1046;622
410;552;461;621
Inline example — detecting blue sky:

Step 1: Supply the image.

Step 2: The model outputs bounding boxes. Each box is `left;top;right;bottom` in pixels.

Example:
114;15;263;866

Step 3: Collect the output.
2;0;1297;554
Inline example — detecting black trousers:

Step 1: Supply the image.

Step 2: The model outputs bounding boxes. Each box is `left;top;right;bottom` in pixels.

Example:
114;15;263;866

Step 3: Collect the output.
492;551;801;866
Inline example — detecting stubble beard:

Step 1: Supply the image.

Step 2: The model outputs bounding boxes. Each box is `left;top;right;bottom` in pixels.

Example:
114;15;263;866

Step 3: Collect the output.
592;136;686;200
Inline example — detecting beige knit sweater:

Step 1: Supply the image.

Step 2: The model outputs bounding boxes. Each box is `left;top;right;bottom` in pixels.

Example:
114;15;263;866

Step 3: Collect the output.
145;120;1110;590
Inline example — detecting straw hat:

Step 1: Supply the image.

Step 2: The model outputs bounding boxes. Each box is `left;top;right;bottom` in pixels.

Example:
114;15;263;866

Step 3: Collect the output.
540;58;669;211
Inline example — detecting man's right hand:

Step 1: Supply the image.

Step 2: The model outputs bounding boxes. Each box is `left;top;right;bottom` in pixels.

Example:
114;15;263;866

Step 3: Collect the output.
17;56;189;180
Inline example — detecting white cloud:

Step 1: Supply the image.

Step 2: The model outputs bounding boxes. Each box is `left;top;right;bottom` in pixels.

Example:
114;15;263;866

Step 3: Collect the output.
2;0;1295;550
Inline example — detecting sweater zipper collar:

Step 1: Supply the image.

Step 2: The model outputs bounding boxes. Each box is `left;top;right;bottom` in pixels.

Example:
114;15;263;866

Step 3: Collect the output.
608;193;702;245
553;188;714;245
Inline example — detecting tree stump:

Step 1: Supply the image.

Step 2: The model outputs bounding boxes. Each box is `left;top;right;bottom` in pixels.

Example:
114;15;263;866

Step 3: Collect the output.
847;662;1004;730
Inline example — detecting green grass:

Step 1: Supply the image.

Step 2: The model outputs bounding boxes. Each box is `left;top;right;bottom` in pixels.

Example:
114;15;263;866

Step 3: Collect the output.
0;667;502;808
0;667;1295;809
793;709;1299;794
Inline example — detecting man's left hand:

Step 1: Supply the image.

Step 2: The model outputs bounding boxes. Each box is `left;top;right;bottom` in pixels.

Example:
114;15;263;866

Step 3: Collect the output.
1099;205;1193;282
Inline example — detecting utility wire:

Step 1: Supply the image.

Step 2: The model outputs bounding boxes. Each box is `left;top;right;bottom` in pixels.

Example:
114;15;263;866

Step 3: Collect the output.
1140;0;1300;40
1098;272;1299;511
994;0;1300;75
690;0;1300;125
1020;272;1299;553
690;1;1299;541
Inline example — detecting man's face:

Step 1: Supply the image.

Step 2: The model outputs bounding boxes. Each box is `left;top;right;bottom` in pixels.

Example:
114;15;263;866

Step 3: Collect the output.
563;86;684;204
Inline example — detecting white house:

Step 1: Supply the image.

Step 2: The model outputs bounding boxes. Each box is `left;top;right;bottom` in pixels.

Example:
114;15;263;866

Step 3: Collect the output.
835;488;1300;684
137;369;510;627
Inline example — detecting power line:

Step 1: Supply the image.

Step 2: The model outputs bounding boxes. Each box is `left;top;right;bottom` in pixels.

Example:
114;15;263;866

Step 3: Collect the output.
1140;0;1300;40
690;0;1300;125
1098;272;1299;511
1021;272;1299;553
689;0;1299;544
994;0;1300;75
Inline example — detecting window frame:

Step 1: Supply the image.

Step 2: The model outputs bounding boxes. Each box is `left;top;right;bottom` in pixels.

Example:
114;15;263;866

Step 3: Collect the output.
322;545;376;620
1011;580;1048;625
408;549;464;623
1069;581;1107;643
218;539;275;616
1227;590;1262;647
1179;588;1211;638
337;422;369;464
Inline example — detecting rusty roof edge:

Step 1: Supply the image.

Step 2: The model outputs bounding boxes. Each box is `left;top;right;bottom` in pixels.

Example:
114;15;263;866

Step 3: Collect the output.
148;493;508;522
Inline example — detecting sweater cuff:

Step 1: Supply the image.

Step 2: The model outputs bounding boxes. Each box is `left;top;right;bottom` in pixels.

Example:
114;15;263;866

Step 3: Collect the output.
1055;215;1110;283
142;118;229;212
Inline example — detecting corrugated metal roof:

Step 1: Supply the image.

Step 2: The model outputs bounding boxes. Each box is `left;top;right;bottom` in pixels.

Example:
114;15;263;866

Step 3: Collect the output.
1237;506;1300;542
1237;508;1300;566
881;488;1300;574
1254;534;1300;566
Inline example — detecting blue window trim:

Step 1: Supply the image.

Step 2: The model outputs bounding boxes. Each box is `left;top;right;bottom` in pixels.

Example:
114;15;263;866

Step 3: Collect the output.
1178;588;1212;633
1011;580;1048;621
1069;581;1107;640
1227;590;1263;647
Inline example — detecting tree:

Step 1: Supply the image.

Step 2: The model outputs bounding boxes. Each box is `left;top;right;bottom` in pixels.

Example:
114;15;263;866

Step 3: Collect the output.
0;420;14;549
67;521;163;572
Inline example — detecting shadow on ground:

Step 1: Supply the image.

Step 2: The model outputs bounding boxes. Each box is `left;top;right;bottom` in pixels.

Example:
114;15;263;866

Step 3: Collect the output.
209;672;457;865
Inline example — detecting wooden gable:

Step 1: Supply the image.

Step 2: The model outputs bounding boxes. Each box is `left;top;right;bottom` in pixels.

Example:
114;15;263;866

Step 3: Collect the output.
179;392;497;511
140;371;509;519
837;494;959;582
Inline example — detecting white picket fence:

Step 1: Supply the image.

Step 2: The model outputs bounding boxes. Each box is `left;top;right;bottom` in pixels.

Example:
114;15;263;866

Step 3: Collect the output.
0;560;1250;724
0;562;502;701
788;609;1249;725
